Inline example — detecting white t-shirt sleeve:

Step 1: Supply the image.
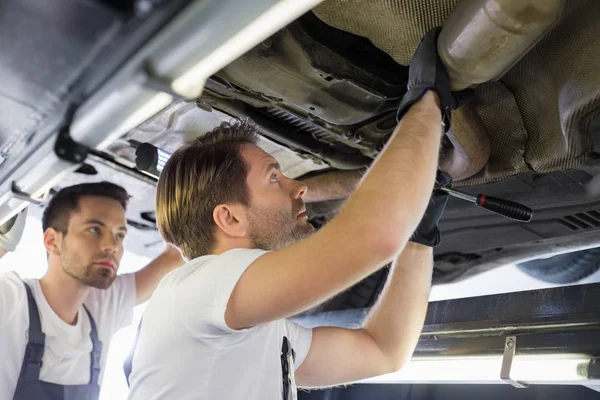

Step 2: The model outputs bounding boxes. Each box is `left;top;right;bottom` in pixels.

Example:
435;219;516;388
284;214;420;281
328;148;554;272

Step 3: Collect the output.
84;273;136;335
176;248;268;337
0;271;25;330
284;319;313;370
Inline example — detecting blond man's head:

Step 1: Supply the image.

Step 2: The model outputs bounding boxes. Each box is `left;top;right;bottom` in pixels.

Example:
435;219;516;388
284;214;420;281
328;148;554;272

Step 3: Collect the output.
156;119;314;259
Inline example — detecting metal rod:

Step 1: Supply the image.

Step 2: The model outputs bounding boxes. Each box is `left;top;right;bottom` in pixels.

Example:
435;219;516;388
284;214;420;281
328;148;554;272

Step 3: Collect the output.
438;186;477;202
423;321;600;338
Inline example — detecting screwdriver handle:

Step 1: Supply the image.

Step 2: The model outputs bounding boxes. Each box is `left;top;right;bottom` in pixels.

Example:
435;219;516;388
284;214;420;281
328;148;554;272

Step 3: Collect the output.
476;194;533;222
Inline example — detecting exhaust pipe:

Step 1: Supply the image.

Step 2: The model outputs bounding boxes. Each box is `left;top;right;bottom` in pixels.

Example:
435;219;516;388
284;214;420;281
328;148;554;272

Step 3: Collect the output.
437;0;564;181
438;0;565;91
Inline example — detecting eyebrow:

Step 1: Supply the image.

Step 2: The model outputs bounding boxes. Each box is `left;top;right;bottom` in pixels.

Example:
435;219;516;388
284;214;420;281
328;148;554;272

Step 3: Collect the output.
264;161;281;175
84;219;128;232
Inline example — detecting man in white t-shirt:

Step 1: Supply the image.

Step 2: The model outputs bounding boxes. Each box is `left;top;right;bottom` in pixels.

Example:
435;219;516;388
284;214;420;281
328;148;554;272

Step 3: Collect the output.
128;29;461;399
0;181;187;400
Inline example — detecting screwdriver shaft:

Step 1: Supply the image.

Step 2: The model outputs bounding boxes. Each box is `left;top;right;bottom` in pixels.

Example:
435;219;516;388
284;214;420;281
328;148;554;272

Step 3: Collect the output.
437;186;477;203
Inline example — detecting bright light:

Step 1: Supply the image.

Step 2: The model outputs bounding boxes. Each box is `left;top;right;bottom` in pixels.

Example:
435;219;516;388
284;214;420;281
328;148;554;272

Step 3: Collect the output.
101;92;173;150
155;147;170;173
171;0;324;98
361;355;590;385
512;355;590;382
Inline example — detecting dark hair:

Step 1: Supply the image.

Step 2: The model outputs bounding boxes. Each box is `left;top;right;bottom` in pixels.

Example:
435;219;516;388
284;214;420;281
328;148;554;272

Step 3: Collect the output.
156;119;259;259
42;182;129;233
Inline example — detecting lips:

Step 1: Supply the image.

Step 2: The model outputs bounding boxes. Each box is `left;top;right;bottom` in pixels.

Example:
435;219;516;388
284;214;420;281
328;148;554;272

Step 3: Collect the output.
95;260;116;270
296;206;307;219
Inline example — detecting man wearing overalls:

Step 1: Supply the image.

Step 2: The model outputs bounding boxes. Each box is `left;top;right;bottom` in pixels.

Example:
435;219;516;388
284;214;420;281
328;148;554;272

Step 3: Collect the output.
0;182;186;400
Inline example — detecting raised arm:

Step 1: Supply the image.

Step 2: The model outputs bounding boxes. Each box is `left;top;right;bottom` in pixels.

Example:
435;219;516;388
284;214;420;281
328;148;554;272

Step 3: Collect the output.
295;242;434;387
134;245;185;304
294;171;451;386
226;91;442;329
225;28;456;331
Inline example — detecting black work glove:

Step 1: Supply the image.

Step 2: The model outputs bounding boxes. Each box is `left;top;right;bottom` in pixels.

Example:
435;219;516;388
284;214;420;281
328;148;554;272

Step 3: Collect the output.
411;171;452;247
396;27;472;132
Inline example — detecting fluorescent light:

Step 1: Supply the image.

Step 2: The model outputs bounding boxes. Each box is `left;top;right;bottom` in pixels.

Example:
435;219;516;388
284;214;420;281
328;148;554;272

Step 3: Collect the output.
512;355;590;382
99;92;173;149
361;355;590;385
171;0;324;98
72;85;173;151
156;147;170;173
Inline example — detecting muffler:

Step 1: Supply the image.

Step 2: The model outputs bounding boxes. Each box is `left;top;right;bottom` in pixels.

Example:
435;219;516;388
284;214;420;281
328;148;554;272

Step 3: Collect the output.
437;0;565;180
438;0;565;91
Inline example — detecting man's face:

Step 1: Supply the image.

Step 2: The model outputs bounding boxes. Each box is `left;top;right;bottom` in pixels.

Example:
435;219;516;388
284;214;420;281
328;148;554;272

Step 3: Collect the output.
58;196;127;289
242;144;314;250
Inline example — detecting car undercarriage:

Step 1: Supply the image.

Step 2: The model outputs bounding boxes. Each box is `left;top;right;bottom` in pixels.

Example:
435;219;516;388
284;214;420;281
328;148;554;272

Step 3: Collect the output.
2;0;600;297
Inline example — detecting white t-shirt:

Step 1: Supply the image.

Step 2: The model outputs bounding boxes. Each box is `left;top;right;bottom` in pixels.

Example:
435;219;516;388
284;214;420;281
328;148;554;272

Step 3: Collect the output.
128;248;313;400
0;271;136;399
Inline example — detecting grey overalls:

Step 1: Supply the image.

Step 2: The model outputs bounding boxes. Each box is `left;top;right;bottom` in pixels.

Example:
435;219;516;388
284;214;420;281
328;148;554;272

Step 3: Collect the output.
12;282;102;400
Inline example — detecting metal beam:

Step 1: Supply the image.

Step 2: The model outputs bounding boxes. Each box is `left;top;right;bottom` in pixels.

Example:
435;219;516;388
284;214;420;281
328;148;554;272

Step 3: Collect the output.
293;283;600;363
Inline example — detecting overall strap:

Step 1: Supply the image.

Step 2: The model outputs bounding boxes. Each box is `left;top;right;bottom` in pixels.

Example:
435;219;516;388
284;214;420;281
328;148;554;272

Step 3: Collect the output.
82;305;102;386
20;282;46;381
123;316;143;387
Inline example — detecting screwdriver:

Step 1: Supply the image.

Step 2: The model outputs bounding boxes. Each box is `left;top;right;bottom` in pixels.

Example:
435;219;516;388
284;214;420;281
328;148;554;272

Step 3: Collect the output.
437;186;533;222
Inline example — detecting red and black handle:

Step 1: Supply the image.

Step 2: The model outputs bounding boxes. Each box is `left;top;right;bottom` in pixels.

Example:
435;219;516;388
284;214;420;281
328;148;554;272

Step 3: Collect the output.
475;194;533;222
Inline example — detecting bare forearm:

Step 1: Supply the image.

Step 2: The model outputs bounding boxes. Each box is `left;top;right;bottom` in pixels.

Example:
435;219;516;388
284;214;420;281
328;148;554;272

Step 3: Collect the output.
301;170;364;203
362;242;433;371
333;91;442;254
134;246;185;304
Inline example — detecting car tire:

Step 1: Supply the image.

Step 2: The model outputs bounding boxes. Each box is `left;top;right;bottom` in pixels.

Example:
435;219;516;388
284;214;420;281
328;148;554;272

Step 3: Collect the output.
516;247;600;284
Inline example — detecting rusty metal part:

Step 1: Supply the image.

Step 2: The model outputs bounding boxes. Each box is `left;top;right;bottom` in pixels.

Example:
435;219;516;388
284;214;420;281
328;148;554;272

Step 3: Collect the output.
300;169;364;203
438;0;565;90
440;105;491;181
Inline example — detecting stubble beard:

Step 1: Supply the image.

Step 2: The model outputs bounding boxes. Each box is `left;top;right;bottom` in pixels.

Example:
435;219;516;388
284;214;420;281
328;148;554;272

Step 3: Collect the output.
61;242;116;290
247;204;314;251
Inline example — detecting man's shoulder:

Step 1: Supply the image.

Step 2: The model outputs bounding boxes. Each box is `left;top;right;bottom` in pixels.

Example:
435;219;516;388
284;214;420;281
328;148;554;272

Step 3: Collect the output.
0;271;28;327
172;249;268;280
0;270;27;292
162;248;269;325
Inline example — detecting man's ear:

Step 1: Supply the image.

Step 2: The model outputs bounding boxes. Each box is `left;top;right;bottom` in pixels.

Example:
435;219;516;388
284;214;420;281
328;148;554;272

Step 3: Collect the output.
43;228;63;256
213;204;248;238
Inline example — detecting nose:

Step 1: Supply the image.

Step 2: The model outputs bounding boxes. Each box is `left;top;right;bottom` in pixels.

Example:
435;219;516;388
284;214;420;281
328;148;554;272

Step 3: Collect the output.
100;233;119;255
292;179;307;199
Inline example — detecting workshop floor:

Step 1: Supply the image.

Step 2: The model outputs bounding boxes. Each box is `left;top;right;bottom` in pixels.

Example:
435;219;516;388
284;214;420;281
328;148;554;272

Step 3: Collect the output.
3;216;600;399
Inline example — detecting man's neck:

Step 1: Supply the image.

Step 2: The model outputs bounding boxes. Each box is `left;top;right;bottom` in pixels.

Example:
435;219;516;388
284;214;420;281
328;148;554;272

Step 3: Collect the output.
39;265;89;326
212;236;252;255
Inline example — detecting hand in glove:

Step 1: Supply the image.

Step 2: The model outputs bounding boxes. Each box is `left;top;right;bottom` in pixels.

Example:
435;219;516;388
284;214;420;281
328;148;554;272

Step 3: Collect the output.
0;208;27;252
411;171;452;247
396;27;474;131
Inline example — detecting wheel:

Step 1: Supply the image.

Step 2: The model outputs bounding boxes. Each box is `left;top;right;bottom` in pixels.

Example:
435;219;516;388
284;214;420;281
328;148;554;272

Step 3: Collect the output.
516;247;600;284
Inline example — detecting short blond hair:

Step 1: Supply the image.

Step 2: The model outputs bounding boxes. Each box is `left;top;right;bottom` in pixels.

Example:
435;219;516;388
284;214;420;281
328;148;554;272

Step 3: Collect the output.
156;120;259;259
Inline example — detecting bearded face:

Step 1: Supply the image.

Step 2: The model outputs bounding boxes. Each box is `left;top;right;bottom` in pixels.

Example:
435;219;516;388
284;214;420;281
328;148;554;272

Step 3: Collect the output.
60;236;119;289
51;196;126;289
241;144;315;251
246;199;314;251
